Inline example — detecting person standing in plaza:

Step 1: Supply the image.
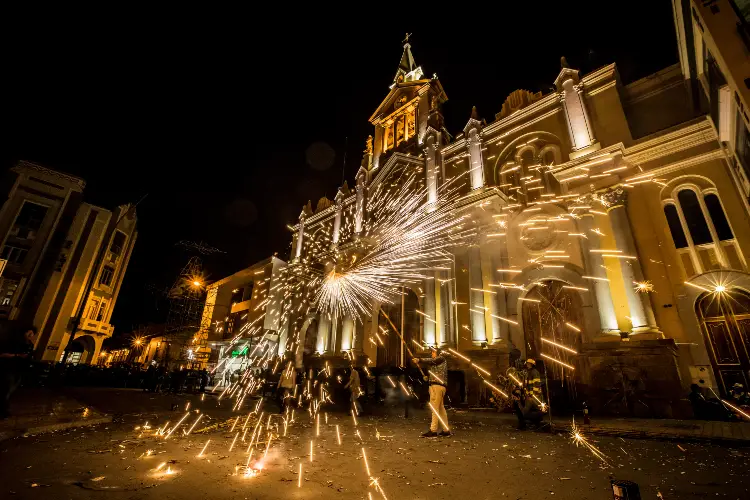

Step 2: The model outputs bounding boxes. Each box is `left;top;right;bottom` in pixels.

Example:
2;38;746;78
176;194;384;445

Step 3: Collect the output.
277;361;297;413
344;365;363;414
413;348;450;437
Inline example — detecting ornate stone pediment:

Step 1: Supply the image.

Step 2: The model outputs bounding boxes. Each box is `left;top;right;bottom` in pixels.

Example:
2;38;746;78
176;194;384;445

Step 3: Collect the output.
495;89;543;121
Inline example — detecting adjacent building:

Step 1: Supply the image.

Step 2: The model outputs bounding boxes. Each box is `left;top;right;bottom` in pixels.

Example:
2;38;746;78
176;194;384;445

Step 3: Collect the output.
283;5;750;417
0;161;138;364
199;256;288;376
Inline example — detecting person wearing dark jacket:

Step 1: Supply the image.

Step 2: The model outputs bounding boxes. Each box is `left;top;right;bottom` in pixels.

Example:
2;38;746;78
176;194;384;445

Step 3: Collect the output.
515;358;544;430
0;324;37;419
413;348;451;437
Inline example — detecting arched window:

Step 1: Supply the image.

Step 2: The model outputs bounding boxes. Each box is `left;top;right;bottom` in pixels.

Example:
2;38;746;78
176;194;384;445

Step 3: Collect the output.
677;189;712;245
704;194;733;240
664;204;688;249
664;187;745;278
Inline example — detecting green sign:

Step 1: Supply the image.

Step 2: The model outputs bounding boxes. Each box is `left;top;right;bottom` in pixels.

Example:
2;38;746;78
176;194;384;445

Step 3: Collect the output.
231;346;248;357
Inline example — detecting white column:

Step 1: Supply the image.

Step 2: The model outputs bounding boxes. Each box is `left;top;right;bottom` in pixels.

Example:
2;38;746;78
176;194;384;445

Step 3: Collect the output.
316;314;330;353
295;212;306;260
425;138;438;207
489;249;509;343
468;246;487;343
331;200;342;247
329;316;339;354
608;193;658;333
559;79;595;150
355;173;365;235
341;316;354;352
423;276;436;346
467;129;484;190
580;215;619;333
435;269;446;345
481;245;501;341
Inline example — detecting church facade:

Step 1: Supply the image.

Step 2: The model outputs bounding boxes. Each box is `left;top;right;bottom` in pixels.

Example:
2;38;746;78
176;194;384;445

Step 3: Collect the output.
285;8;750;417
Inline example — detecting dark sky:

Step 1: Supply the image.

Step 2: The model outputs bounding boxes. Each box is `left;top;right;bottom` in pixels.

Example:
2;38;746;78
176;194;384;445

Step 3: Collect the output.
1;3;678;334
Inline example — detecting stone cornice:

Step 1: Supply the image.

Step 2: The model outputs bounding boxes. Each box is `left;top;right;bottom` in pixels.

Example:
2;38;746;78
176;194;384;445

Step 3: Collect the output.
14;161;86;191
550;142;626;179
623;118;717;165
579;63;618;91
625;149;725;180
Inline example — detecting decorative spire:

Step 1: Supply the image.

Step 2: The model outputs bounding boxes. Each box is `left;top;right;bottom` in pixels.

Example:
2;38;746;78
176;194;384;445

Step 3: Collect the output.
394;34;422;83
471;105;480;120
561;56;569;69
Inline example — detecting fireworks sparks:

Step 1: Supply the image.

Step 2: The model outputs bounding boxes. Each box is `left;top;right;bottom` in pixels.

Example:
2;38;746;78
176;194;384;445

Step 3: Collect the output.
482;379;509;399
198;439;211;457
541;337;578;354
315;172;474;321
634;280;654;293
540;353;576;370
570;419;608;464
164;412;190;440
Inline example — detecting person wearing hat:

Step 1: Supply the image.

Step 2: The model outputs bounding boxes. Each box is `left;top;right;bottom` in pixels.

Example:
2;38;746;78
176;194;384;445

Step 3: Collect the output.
514;358;544;430
413;348;450;437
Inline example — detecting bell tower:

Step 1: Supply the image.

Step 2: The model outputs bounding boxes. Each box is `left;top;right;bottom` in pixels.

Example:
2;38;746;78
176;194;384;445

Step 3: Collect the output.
368;36;448;172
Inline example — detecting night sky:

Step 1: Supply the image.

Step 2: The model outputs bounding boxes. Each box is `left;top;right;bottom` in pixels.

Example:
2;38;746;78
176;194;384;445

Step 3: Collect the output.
2;4;678;334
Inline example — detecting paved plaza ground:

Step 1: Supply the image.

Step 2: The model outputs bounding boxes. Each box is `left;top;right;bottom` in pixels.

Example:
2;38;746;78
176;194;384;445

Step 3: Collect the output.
1;388;748;499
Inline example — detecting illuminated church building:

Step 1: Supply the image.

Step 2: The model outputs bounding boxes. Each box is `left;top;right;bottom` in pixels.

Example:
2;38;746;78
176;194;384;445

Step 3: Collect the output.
287;23;750;416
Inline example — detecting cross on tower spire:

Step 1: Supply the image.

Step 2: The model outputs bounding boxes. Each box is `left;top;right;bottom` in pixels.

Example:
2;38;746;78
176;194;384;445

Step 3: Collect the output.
394;34;422;83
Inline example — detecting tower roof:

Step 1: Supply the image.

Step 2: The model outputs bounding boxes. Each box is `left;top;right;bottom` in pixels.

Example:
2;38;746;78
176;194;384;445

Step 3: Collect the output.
393;34;423;83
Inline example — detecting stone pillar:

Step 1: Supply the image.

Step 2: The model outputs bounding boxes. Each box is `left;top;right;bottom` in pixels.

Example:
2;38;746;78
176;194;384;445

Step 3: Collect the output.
329;315;339;354
425;136;438;207
480;245;501;341
340;316;354;352
554;66;597;156
331;196;343;247
559;81;595;150
295;211;306;261
467;128;484;190
606;189;659;334
316;313;330;353
580;214;619;334
355;172;366;235
468;246;487;343
423;275;437;346
435;269;446;346
489;248;509;343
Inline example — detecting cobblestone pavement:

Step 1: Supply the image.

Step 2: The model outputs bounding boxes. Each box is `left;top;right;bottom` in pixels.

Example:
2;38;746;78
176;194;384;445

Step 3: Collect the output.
0;388;748;499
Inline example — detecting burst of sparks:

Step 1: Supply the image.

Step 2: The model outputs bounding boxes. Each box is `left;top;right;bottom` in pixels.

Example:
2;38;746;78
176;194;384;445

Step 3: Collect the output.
634;280;654;293
540;353;576;370
541;337;578;354
570;419;608;464
198;439;211;457
315;172;474;321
